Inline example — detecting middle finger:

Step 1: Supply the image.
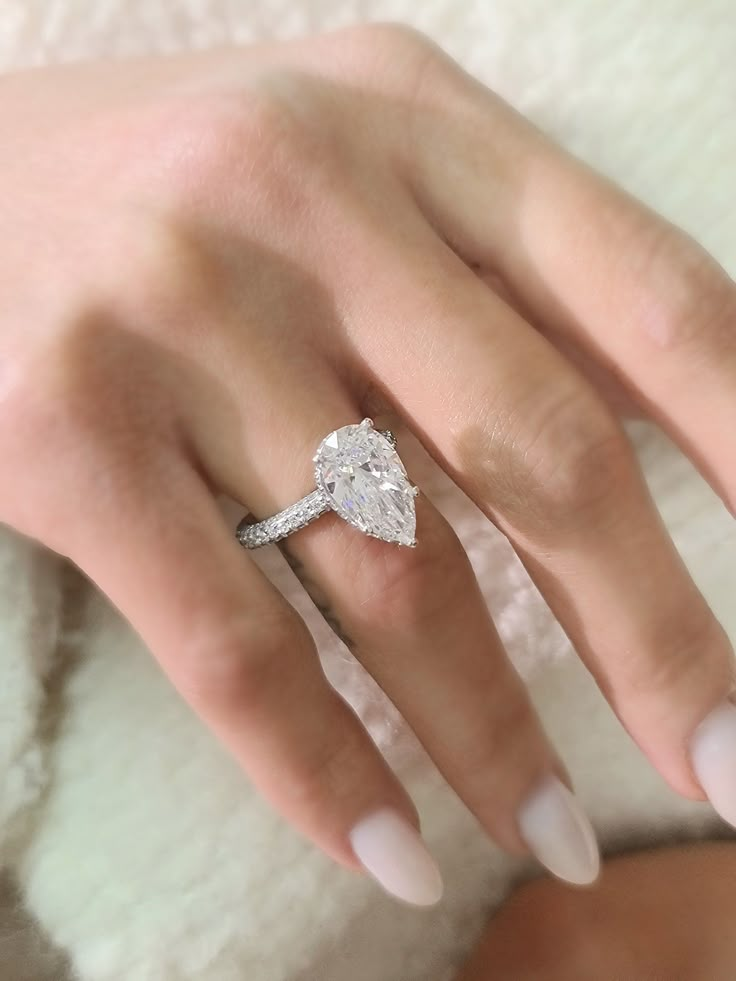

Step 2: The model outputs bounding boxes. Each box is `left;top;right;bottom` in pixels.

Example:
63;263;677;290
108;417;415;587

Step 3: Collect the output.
350;223;735;806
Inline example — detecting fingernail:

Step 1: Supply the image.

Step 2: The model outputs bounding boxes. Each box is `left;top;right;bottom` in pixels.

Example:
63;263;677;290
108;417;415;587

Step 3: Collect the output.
690;699;736;828
349;808;444;907
517;773;600;885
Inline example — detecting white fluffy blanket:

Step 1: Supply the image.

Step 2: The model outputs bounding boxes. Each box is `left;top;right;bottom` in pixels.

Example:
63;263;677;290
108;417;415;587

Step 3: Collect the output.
1;1;735;979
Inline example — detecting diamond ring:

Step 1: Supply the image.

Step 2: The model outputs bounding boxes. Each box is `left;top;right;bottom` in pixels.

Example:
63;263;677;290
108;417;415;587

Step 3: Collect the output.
236;418;419;549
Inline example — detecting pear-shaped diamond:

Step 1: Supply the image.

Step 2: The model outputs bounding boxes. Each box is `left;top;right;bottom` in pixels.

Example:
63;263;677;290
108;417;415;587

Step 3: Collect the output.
314;419;417;546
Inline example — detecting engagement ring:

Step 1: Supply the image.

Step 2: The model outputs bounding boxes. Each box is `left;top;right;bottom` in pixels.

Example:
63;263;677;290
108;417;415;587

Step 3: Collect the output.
236;418;419;549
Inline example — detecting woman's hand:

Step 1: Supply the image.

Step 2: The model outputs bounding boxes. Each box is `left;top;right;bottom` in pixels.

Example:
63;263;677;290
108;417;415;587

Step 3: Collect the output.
2;24;735;906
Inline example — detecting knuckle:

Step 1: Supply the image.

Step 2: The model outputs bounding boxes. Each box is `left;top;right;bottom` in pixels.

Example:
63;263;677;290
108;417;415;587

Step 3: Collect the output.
327;21;436;62
149;81;333;219
10;320;114;449
284;725;371;815
533;405;627;522
15;315;162;461
621;600;727;700
485;692;540;765
0;317;174;538
321;22;457;107
473;383;630;534
103;210;223;325
456;694;540;800
628;218;736;355
177;612;302;715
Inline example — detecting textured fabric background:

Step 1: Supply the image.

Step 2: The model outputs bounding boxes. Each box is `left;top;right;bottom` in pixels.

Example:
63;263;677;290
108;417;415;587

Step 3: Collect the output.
0;1;734;979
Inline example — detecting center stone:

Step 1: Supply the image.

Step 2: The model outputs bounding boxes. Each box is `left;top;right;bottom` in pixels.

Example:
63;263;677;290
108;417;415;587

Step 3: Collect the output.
313;419;417;546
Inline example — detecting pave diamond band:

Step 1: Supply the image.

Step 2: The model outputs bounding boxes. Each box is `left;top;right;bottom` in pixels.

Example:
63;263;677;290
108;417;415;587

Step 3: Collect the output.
236;418;419;550
237;488;332;549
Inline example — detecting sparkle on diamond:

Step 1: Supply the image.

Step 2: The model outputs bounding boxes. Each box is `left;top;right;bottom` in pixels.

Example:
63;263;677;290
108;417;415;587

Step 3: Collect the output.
314;421;416;546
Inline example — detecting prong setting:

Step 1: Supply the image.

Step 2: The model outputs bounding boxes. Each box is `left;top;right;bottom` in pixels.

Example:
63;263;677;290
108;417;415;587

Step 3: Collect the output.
238;421;417;549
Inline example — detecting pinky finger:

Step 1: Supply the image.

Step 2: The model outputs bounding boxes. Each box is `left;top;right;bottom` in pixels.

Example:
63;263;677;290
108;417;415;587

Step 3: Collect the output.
52;449;444;907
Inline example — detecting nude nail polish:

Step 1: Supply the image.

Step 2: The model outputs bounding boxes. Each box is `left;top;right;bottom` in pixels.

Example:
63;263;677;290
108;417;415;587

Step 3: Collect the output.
349;808;444;907
690;699;736;828
517;773;600;885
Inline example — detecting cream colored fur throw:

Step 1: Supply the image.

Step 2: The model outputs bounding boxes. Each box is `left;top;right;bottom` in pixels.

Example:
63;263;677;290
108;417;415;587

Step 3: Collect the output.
0;1;734;978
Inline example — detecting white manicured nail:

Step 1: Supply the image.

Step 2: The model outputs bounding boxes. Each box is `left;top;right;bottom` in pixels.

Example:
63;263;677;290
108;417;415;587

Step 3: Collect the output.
349;808;444;907
690;699;736;828
517;774;600;885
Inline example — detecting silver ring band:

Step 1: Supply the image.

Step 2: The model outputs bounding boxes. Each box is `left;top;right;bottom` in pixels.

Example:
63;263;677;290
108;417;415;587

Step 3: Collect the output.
237;487;331;549
235;418;418;550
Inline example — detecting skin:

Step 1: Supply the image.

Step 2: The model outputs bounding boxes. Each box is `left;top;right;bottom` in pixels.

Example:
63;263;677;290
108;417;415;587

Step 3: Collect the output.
1;23;735;886
455;840;736;980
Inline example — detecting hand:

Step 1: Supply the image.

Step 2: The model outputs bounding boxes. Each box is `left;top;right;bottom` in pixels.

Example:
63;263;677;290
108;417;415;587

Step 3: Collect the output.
2;24;735;906
455;842;736;980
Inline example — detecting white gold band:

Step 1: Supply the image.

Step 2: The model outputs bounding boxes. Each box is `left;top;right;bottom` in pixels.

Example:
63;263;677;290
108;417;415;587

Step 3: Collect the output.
236;488;331;549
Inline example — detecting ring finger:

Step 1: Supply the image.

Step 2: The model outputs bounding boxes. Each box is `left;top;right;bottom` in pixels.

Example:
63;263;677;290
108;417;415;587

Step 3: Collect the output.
189;336;601;895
